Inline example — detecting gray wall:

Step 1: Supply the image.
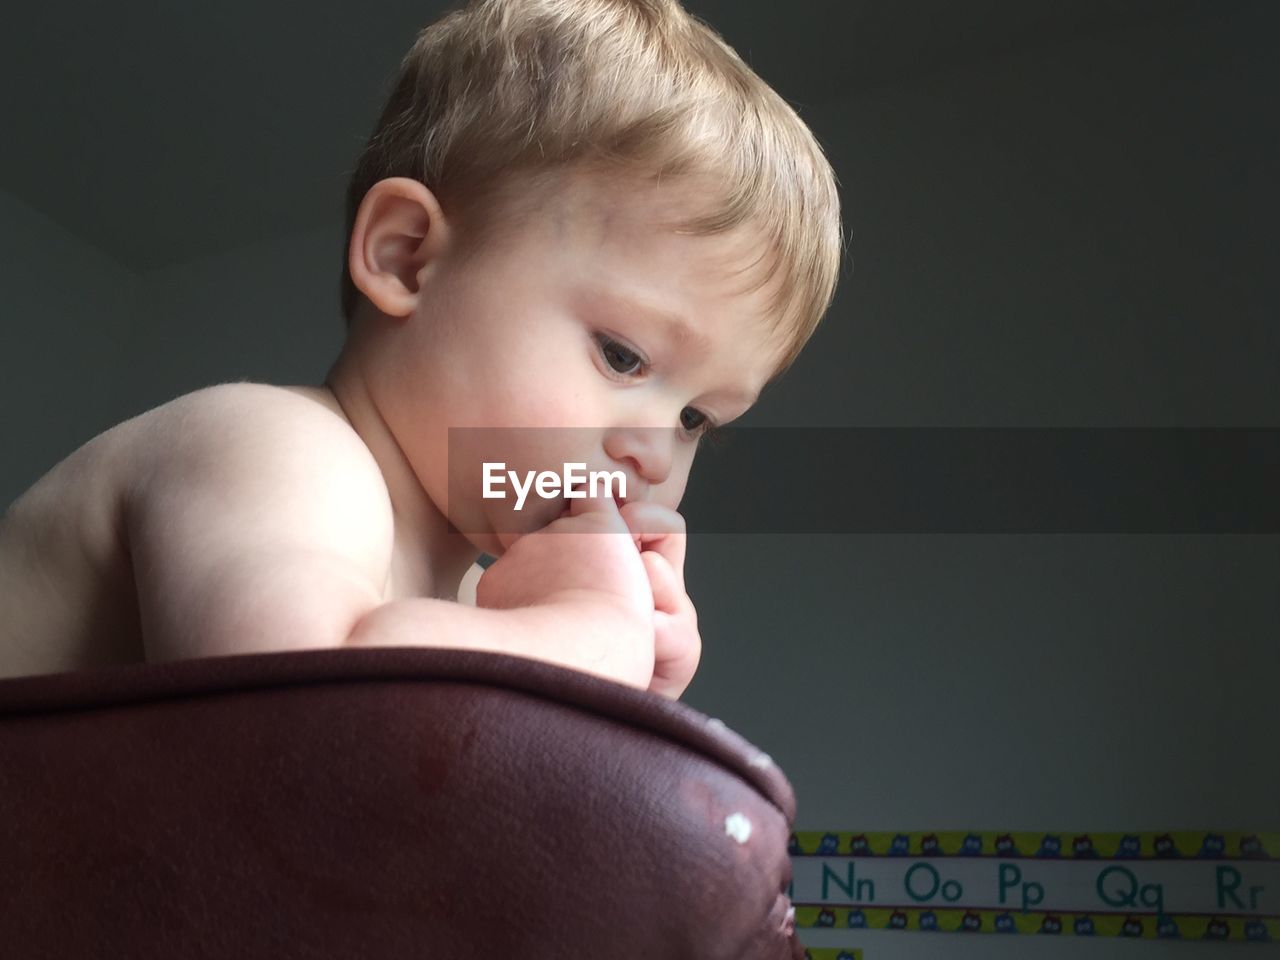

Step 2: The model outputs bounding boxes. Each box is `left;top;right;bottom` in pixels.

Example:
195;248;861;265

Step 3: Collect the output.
1;190;142;498
0;197;344;503
2;4;1275;957
682;8;1277;957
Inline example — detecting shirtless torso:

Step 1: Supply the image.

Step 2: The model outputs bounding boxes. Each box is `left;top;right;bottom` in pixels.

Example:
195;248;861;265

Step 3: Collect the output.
0;383;419;681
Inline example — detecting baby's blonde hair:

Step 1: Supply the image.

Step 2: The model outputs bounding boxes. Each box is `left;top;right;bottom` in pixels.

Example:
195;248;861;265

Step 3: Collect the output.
341;0;844;375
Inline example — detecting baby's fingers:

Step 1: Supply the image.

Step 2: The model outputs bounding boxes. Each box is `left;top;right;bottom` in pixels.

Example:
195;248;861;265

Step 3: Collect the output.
641;549;683;616
650;608;701;700
619;502;686;586
559;481;630;535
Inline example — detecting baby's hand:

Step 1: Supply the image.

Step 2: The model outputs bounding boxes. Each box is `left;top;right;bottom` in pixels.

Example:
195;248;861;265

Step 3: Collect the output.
618;502;701;700
474;490;656;689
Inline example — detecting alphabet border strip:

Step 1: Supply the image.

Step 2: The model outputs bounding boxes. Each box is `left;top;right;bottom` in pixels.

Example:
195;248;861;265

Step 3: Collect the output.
788;830;1279;943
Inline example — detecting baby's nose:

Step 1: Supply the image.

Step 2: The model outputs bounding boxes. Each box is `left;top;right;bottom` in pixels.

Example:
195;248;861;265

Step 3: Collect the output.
602;426;672;487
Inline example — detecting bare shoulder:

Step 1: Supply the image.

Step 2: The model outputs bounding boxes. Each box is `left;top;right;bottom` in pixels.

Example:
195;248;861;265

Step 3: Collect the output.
0;381;393;677
126;381;375;470
132;381;372;461
124;380;393;539
7;380;378;514
120;381;400;659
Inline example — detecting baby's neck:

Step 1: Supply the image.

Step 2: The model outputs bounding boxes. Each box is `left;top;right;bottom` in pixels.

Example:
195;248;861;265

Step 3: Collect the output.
320;356;477;601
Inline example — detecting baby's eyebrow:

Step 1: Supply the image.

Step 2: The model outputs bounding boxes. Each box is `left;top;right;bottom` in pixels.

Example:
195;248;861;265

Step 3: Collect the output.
597;289;709;351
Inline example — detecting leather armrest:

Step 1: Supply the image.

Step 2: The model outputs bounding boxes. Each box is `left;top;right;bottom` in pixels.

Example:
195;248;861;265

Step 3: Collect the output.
0;647;802;959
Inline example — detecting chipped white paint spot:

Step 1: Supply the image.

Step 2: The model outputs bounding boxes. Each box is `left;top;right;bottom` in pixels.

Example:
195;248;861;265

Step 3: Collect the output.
748;752;773;770
725;812;753;844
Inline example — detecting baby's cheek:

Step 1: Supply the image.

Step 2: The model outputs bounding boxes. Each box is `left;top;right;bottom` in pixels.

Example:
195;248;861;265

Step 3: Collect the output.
503;387;587;430
670;449;699;499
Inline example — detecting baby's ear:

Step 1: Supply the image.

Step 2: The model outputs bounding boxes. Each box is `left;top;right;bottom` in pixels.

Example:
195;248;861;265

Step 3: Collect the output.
349;177;453;317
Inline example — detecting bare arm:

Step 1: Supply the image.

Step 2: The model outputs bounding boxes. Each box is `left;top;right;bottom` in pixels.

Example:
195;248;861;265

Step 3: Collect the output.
126;384;648;686
345;595;650;685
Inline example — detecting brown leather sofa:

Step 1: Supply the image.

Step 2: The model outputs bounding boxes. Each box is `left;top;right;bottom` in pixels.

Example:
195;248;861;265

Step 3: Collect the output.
0;647;803;958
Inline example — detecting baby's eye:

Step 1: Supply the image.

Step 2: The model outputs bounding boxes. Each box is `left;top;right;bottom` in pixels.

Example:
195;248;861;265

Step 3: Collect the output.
596;334;643;375
680;407;724;447
680;407;707;433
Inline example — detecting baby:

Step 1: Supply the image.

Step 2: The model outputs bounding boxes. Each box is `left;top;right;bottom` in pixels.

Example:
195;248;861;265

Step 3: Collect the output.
0;0;842;698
